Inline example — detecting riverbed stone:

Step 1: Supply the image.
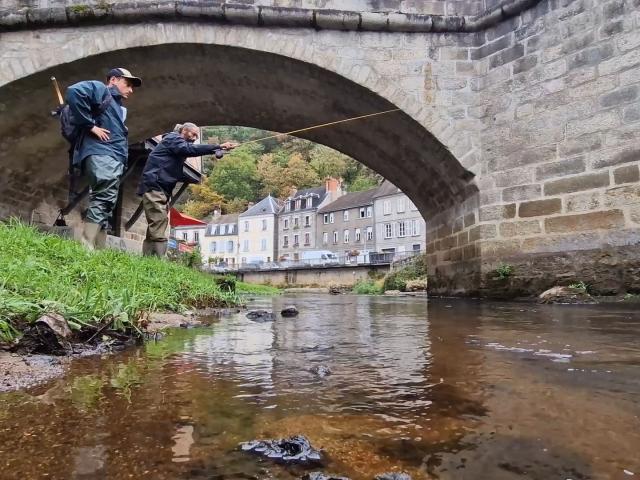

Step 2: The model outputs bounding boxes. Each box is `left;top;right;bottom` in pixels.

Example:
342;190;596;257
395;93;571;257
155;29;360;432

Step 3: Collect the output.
538;286;597;304
281;305;299;317
246;310;276;322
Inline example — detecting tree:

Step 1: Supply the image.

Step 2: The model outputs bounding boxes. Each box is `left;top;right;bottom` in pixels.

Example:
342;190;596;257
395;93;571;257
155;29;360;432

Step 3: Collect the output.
285;153;320;190
257;154;288;198
348;176;380;192
208;149;261;202
225;198;249;214
309;144;349;180
181;178;226;219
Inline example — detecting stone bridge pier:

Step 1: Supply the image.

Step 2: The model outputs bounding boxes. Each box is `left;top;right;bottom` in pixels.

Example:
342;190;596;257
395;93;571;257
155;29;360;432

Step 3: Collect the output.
0;0;639;296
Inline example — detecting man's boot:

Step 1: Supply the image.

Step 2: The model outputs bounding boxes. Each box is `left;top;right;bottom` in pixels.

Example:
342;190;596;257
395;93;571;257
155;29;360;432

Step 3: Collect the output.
94;228;107;250
80;222;101;250
142;240;154;256
153;241;168;258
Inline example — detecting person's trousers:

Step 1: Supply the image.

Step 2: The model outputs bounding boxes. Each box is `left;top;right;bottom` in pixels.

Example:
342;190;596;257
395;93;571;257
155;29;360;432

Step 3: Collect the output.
142;190;169;243
84;155;124;226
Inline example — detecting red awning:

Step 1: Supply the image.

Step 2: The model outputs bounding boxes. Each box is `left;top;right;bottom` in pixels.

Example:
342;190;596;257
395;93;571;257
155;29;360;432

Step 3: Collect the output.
169;208;206;227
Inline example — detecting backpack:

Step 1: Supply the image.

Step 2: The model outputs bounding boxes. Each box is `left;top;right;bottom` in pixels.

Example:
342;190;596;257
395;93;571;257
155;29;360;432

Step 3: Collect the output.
58;87;113;146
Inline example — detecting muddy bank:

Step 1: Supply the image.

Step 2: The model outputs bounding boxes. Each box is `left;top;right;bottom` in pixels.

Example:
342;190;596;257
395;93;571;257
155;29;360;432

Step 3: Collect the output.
0;308;242;393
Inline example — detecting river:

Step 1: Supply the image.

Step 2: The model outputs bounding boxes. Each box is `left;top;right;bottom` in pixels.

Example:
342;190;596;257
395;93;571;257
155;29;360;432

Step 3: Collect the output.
0;294;639;479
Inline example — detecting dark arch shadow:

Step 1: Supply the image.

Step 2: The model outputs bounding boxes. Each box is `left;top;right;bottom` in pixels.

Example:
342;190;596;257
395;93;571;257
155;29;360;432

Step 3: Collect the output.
0;43;476;223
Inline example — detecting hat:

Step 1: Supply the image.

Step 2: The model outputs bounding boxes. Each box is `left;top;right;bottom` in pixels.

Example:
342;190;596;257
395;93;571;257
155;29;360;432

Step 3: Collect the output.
106;67;142;87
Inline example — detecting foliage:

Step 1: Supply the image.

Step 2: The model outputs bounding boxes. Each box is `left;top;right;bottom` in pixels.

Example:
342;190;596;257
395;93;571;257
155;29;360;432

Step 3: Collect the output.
208;148;262;202
235;282;280;295
569;280;592;293
352;280;383;295
383;273;408;292
182;178;226;219
382;254;428;292
213;275;236;293
495;264;514;280
349;176;380;192
0;221;240;342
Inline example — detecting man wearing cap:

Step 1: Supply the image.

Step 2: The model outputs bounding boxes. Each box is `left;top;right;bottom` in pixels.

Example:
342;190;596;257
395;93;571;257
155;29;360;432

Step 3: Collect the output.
137;122;238;257
65;67;142;249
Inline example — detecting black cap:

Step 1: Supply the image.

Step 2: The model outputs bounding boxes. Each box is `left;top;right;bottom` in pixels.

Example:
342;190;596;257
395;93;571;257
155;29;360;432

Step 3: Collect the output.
106;67;142;87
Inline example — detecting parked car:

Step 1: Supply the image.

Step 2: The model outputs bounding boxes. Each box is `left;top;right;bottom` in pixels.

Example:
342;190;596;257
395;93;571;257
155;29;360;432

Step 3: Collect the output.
300;250;340;266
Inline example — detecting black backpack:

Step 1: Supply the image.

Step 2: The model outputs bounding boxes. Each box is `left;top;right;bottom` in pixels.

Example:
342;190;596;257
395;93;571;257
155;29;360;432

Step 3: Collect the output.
58;87;113;146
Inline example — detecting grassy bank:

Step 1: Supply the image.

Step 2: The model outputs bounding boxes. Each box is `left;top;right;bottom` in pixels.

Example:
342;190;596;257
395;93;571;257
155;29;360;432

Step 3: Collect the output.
0;222;271;342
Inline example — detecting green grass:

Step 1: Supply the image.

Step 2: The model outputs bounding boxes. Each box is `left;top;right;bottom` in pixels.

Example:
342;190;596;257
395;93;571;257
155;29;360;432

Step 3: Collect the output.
352;279;383;295
0;221;245;341
236;282;280;295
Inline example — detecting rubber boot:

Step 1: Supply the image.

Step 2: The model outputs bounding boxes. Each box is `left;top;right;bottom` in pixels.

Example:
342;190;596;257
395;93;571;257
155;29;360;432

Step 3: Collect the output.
80;222;101;250
153;241;168;258
142;240;154;256
94;228;107;250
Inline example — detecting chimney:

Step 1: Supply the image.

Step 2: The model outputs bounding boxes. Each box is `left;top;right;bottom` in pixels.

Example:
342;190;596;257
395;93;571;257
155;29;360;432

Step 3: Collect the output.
325;177;343;201
247;202;255;209
213;208;221;218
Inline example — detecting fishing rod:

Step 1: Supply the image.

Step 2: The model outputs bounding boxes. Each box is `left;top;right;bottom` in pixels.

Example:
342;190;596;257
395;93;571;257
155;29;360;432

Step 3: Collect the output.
233;108;401;148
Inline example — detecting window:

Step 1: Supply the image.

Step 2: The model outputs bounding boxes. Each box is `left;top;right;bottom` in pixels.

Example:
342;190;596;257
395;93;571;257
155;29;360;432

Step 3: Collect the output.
304;233;310;245
329;213;334;223
343;229;349;243
293;234;299;246
293;217;299;228
285;202;291;212
193;231;200;242
343;210;349;222
323;214;329;224
182;232;188;241
383;200;391;215
306;197;312;208
209;241;217;253
262;219;267;231
333;231;338;244
384;223;393;239
366;226;373;241
295;199;301;209
242;239;249;252
304;215;311;227
397;198;405;213
284;218;289;229
359;207;365;218
241;257;247;264
261;239;267;251
227;240;234;252
322;232;328;245
413;244;421;251
355;228;361;242
244;221;249;232
409;219;420;236
283;235;289;247
397;221;406;237
220;225;226;235
366;206;372;218
409;201;418;211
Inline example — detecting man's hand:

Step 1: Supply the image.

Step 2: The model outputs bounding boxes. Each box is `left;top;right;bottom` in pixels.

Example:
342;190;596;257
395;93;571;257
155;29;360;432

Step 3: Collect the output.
220;141;239;151
90;126;111;141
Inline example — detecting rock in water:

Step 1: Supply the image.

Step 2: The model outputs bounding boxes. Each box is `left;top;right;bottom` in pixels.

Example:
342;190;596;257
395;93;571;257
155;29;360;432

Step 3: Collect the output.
281;305;299;317
309;365;332;377
538;286;597;304
246;310;276;322
239;435;322;464
375;474;412;480
302;473;350;480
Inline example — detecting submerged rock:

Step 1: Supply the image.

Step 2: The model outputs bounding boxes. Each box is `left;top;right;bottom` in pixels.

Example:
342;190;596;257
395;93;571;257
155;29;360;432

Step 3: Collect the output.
375;473;412;480
246;310;276;322
302;473;350;480
309;365;332;377
14;314;73;355
538;286;598;304
240;435;322;464
281;305;299;317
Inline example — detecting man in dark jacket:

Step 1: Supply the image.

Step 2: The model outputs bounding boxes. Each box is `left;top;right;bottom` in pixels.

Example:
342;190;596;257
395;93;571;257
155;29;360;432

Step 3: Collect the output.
65;67;142;249
137;122;237;257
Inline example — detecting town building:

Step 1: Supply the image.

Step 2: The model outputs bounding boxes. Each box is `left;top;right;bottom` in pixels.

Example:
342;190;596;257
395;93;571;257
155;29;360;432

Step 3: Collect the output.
169;208;206;252
316;188;376;262
201;211;239;266
238;195;282;265
373;180;426;256
277;178;342;261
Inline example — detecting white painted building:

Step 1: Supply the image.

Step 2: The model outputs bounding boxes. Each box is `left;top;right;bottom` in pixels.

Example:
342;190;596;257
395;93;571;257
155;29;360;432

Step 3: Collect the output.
238;195;282;265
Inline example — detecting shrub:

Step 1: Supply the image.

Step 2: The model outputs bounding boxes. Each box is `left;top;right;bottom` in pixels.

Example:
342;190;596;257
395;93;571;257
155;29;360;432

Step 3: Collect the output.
495;264;514;280
353;280;382;295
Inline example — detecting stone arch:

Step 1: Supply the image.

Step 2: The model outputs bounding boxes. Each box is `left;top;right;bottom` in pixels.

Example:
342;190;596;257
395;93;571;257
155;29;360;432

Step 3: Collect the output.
0;36;476;223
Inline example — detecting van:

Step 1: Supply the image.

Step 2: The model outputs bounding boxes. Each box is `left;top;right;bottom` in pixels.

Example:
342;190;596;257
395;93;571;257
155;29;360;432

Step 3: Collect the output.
300;250;340;266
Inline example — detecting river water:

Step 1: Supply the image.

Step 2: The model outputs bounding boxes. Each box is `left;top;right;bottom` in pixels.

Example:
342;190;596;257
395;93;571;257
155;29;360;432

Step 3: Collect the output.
0;294;639;480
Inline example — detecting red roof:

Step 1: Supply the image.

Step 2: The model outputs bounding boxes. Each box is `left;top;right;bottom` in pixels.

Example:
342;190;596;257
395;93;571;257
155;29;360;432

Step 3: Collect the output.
169;208;206;227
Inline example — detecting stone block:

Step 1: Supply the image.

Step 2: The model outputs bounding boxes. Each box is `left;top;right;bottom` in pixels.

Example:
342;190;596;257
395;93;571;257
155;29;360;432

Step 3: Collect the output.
519;198;562;217
469;224;497;242
458;230;469;246
558;134;602;157
502;184;541;202
463;243;478;260
614;164;640;184
493;167;535;188
603;185;640;208
599;85;638;108
490;44;525;69
499;220;542;238
601;229;640;247
590;147;640;169
513;54;538;74
479;204;516;222
566;192;602;213
599;48;640;76
489;145;557;172
567;43;614;70
566;110;621;138
535;157;586;182
630;205;640;224
623;103;640;123
478;239;522;257
545;210;625;233
521;232;602;253
464;213;476;228
544;172;610;195
470;35;512;60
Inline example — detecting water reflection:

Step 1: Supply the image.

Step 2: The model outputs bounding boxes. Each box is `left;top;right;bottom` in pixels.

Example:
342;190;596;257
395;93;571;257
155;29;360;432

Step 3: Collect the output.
0;295;638;480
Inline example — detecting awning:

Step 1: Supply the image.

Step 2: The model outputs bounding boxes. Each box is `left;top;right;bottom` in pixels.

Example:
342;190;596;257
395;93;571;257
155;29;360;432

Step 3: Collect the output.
169;208;206;227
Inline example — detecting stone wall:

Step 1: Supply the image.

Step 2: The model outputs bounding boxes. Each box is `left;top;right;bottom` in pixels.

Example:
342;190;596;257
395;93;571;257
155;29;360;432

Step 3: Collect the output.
237;264;389;288
425;0;640;295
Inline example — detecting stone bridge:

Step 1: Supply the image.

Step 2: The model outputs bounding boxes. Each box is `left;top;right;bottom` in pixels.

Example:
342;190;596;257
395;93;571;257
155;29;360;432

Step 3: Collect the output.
1;0;639;296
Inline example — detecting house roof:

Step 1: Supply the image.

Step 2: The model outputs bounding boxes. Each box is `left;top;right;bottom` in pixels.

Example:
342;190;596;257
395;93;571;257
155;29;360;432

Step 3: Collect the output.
289;186;326;200
317;187;378;213
170;208;206;227
207;213;239;225
240;195;282;217
205;213;239;237
372;180;402;198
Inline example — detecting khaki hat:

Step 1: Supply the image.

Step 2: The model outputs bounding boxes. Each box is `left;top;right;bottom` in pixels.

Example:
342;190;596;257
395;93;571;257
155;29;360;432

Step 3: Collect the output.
106;67;142;87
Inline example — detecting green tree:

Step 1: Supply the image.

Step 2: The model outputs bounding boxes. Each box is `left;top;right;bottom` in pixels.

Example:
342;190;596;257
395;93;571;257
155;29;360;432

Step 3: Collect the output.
285;153;320;190
349;176;380;192
309;144;349;180
257;154;289;198
208;149;261;202
181;179;226;219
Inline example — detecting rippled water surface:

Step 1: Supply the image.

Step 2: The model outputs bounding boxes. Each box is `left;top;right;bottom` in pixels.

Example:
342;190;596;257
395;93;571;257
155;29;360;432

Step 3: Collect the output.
1;294;639;480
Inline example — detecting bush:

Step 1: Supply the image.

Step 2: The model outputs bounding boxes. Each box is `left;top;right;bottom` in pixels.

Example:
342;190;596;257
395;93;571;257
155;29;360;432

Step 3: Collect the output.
214;275;236;293
383;272;407;292
353;280;382;295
